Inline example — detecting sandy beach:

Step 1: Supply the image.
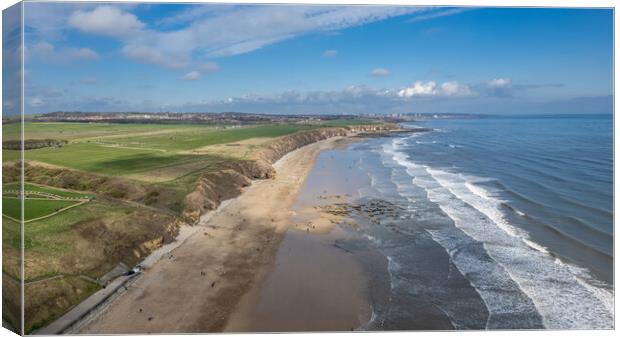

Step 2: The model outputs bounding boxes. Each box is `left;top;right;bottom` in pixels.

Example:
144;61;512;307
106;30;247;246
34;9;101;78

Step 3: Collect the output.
78;136;366;333
224;141;379;332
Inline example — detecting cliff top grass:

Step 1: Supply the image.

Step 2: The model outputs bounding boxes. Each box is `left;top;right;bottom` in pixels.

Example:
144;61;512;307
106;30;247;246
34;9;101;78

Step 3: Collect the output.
4;123;319;180
3;120;376;182
2;122;193;141
2;182;95;222
2;198;82;221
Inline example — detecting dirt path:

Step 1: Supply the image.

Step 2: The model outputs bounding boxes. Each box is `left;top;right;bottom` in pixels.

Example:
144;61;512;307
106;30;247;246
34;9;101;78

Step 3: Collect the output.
79;138;344;334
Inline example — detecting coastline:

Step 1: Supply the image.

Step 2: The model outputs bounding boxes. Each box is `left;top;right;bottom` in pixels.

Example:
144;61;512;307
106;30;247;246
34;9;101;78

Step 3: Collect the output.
224;138;380;332
78;135;363;333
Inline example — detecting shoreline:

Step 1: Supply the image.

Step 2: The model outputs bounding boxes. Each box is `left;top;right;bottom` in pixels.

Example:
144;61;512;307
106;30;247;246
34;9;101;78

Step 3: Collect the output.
77;135;360;333
224;138;378;332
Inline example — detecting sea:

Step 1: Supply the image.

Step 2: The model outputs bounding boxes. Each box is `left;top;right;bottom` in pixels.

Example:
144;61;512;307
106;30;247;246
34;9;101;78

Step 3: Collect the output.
324;114;614;330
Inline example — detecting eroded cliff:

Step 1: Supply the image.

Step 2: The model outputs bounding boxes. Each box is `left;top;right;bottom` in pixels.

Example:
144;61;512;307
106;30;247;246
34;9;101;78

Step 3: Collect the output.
182;124;400;222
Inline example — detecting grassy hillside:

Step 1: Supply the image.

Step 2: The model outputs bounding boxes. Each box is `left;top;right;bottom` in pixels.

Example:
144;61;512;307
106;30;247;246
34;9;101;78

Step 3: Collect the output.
2;192;177;332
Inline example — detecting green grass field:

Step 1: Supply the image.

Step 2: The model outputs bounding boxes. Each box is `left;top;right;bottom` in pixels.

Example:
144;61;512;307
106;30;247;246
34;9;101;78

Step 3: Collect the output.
3;149;21;162
2;198;80;221
91;124;316;151
2;183;91;222
4;122;196;141
4;121;378;179
20;143;202;175
3;123;318;177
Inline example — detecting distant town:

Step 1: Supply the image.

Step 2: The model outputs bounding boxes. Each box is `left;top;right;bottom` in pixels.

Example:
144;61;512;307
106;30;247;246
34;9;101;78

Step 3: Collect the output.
4;111;484;125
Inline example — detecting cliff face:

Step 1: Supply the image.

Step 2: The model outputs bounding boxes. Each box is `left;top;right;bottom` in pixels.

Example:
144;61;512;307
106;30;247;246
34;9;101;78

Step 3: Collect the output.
183;169;252;223
255;127;348;164
182;124;400;222
255;123;399;165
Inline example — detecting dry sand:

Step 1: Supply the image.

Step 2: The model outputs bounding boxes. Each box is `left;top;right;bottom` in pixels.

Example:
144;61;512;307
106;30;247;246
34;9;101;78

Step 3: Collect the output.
78;137;361;333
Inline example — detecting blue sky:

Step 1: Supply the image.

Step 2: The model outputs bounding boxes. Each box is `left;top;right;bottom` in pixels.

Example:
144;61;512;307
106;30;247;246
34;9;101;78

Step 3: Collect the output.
6;3;613;115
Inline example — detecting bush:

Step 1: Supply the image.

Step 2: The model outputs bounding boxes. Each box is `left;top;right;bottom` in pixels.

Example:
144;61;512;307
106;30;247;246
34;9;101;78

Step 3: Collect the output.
2;139;68;150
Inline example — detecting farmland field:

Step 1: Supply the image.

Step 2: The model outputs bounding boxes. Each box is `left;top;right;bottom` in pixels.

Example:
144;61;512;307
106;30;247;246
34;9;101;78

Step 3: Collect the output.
3;122;196;141
4;123;323;180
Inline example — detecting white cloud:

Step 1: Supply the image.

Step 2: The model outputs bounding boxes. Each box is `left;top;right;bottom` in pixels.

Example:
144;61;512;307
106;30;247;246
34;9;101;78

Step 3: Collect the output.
440;81;473;96
171;80;478;114
180;71;201;81
323;49;338;57
215;80;475;107
70;48;99;60
24;2;93;40
30;41;99;62
30;97;45;107
155;5;235;27
24;76;567;115
32;41;54;58
398;81;437;97
370;68;391;77
398;80;474;98
486;77;513;97
122;44;190;69
488;77;512;88
68;5;144;38
408;7;472;23
30;4;471;71
187;6;422;58
196;62;220;72
65;5;428;69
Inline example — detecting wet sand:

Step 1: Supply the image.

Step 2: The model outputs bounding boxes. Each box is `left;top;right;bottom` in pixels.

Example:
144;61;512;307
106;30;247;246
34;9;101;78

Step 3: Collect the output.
224;142;391;332
79;137;355;333
224;227;371;332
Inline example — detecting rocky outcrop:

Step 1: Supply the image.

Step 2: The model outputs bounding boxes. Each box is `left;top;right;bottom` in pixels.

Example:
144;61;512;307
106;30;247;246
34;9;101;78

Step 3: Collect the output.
182;124;401;222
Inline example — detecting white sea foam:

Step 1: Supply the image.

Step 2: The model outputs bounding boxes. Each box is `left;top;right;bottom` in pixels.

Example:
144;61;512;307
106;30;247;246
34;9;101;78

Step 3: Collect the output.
384;140;541;328
465;181;492;200
385;255;399;291
429;168;550;254
384;137;614;329
360;305;378;330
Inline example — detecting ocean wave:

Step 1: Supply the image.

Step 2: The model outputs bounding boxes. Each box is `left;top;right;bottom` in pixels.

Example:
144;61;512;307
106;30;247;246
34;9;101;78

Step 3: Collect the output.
383;137;614;329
